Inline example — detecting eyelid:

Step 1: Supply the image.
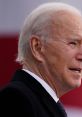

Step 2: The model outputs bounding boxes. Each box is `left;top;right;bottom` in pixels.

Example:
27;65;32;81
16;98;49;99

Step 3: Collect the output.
68;39;80;44
69;42;77;46
69;40;82;48
69;41;77;43
58;39;81;45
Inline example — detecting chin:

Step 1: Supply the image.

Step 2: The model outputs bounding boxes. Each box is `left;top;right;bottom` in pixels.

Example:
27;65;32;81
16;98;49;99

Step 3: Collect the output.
70;81;81;89
75;82;81;88
67;75;82;89
66;80;81;91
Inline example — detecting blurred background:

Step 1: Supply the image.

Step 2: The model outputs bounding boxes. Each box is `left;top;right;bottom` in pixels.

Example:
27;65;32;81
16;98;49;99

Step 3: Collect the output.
0;0;82;116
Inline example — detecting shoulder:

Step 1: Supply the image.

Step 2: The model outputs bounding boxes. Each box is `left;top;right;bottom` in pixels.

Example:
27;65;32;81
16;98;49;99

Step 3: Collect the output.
0;82;34;116
0;84;25;99
0;81;35;102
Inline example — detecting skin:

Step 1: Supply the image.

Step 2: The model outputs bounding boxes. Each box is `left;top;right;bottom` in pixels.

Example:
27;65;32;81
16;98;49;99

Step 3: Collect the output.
23;11;82;98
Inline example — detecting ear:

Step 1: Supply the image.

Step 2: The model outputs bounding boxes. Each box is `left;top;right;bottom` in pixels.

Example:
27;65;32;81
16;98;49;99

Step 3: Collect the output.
29;36;44;62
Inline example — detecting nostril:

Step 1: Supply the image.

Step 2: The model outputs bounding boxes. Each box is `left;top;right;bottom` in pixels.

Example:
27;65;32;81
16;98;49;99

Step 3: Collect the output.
77;58;82;62
76;54;82;61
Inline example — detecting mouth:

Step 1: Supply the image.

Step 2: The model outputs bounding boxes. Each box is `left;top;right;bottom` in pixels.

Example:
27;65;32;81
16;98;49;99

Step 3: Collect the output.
69;68;81;73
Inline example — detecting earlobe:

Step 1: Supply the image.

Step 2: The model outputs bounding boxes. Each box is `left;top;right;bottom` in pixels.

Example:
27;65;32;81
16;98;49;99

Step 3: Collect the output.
30;36;44;62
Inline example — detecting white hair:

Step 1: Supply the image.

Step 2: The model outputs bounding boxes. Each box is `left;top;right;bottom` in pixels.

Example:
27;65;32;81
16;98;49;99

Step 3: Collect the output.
16;2;81;63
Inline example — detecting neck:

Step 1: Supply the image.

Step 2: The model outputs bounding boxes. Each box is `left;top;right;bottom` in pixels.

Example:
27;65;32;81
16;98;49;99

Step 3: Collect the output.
23;60;69;98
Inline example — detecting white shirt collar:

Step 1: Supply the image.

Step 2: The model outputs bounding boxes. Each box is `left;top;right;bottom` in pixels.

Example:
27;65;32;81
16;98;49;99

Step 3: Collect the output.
23;69;59;102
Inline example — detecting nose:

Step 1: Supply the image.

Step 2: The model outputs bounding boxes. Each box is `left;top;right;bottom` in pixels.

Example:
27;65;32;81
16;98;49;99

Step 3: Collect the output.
76;54;82;61
76;47;82;62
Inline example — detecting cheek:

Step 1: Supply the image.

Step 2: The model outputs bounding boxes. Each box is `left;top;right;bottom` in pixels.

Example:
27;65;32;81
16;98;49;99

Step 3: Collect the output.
44;45;67;69
44;43;75;73
44;48;67;77
52;49;73;77
56;45;76;65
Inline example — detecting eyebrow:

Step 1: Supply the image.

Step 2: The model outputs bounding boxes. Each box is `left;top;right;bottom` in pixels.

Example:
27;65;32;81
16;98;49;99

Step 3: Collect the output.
68;38;82;42
58;38;82;44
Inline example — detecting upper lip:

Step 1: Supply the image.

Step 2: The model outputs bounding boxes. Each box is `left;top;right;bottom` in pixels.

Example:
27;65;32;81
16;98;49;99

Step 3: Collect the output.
69;67;82;73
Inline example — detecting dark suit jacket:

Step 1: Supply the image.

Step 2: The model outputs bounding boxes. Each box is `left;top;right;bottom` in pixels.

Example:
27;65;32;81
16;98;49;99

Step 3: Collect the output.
0;69;67;117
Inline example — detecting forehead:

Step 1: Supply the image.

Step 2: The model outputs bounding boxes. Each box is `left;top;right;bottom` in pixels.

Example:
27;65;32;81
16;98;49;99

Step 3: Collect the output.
52;11;82;40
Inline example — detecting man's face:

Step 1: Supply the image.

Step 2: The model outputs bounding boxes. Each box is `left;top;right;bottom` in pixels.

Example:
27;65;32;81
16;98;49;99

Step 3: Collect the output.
43;12;82;91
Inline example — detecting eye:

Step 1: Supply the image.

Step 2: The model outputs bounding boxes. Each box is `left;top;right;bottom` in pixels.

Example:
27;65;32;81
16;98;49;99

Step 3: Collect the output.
69;41;78;48
69;41;77;45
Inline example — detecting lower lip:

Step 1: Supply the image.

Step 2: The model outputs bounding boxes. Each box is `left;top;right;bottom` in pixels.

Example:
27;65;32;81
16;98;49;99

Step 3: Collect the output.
70;70;81;79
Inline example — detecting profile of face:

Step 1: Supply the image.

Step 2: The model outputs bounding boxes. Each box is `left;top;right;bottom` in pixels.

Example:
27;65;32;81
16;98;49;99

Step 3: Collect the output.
42;11;82;91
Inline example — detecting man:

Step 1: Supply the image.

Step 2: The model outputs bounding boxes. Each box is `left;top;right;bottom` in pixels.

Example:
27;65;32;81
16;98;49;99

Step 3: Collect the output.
0;2;82;117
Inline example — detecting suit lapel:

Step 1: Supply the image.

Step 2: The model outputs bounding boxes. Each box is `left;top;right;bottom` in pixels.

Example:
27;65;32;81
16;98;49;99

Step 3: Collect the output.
12;69;67;117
